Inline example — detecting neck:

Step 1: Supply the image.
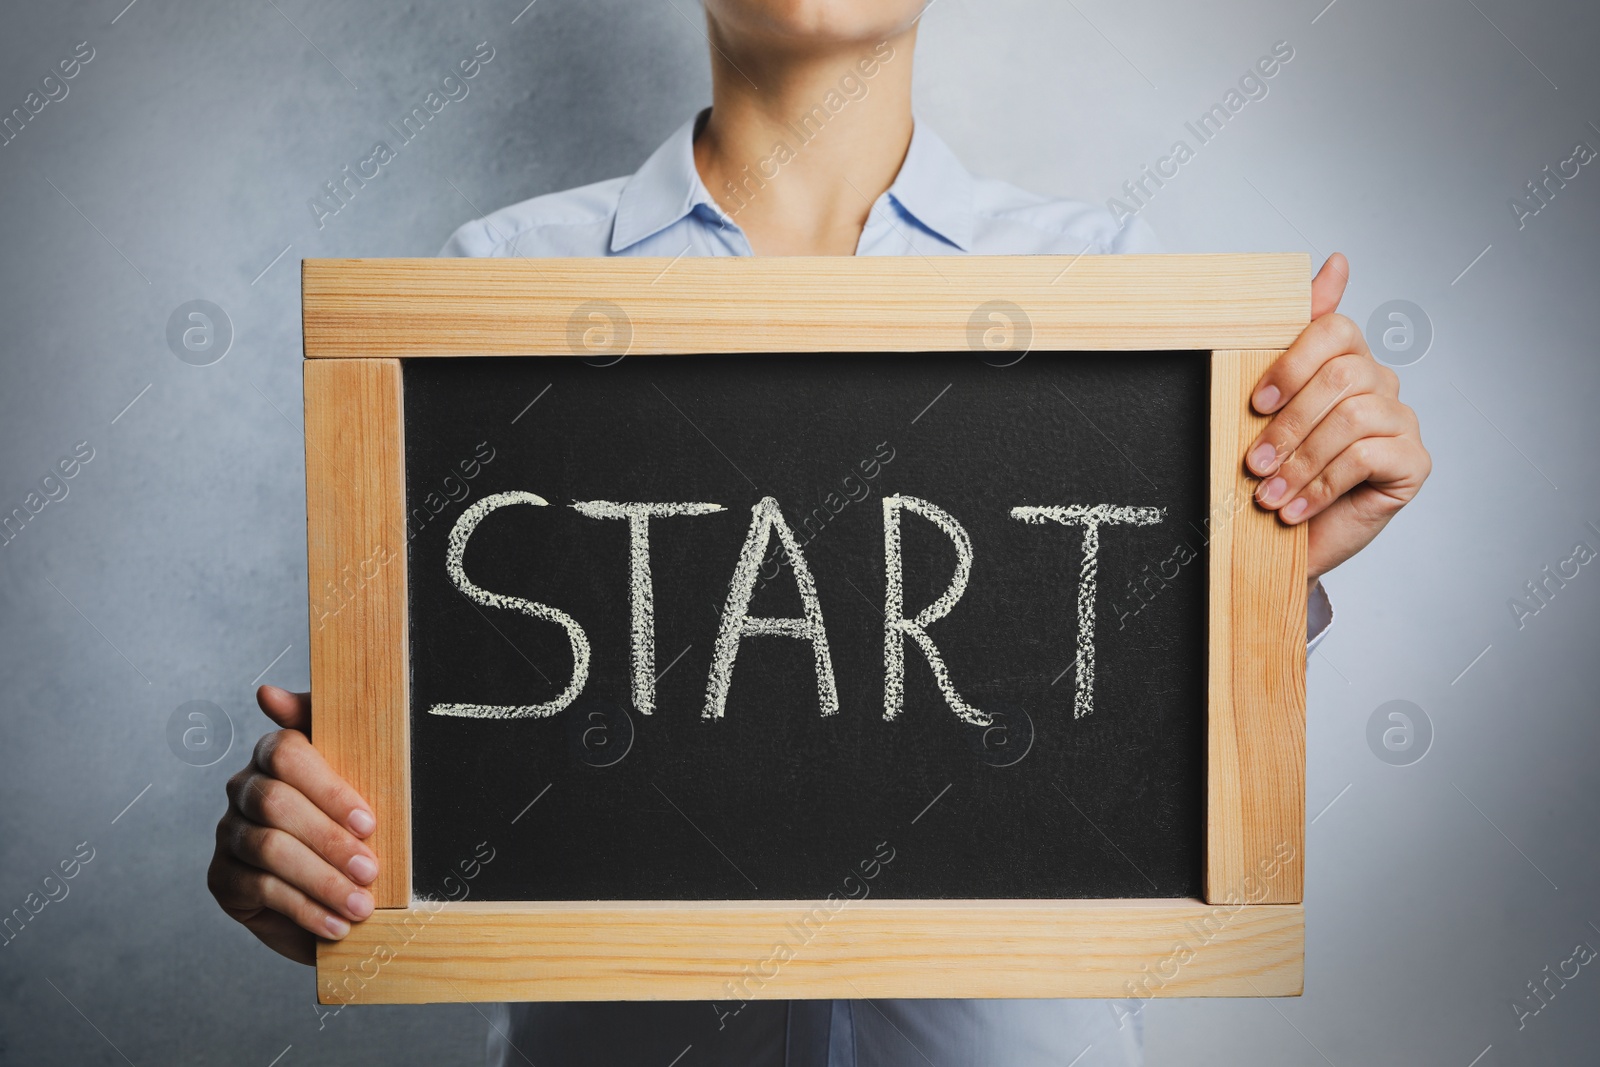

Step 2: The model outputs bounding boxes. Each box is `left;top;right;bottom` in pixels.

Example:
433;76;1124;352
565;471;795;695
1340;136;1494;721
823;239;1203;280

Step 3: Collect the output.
693;21;916;256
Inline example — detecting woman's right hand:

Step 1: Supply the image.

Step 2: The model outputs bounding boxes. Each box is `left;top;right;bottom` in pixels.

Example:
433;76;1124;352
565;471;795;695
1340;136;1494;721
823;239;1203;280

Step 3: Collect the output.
207;686;379;965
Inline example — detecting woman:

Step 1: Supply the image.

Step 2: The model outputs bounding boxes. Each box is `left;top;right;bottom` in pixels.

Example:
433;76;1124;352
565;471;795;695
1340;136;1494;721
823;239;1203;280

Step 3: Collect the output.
209;2;1429;1063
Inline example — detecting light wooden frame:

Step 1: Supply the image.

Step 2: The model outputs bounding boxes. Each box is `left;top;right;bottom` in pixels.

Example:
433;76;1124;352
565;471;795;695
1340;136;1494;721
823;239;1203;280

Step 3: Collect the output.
302;255;1309;1006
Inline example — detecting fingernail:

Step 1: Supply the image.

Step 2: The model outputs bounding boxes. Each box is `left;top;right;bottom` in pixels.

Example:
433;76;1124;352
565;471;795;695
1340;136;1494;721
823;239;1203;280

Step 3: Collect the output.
1253;384;1281;412
325;914;351;938
1247;442;1277;474
348;854;378;884
348;809;375;835
1281;497;1308;522
347;891;374;920
1259;477;1287;505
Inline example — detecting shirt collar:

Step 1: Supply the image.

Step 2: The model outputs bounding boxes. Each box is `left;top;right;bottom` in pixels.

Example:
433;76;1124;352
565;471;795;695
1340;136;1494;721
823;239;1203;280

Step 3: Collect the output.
610;108;977;254
610;109;721;253
882;119;975;252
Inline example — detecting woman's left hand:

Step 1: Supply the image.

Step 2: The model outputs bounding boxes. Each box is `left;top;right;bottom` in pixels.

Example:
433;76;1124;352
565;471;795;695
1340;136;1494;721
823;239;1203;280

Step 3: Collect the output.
1246;254;1432;589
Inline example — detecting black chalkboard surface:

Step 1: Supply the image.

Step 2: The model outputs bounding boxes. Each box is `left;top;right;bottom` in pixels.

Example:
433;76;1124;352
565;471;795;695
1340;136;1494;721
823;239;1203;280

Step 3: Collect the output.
404;351;1208;901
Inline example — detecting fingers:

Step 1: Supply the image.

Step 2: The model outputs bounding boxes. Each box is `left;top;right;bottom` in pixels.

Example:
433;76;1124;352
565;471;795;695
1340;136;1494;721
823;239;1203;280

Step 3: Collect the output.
227;758;379;888
209;830;356;944
251;728;376;838
1251;313;1389;419
1254;394;1416;516
1309;253;1349;320
218;809;374;928
213;688;380;968
215;727;380;951
1248;327;1401;476
1262;435;1427;526
257;685;312;733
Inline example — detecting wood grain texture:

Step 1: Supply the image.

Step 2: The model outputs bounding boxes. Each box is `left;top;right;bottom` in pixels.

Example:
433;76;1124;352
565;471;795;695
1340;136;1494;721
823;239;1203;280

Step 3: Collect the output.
301;261;1315;999
304;358;411;909
302;254;1311;357
315;899;1303;1004
1206;351;1307;905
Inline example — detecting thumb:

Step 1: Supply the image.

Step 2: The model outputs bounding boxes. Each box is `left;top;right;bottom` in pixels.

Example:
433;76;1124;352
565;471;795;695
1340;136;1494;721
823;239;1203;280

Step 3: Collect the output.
256;685;312;734
1310;252;1349;319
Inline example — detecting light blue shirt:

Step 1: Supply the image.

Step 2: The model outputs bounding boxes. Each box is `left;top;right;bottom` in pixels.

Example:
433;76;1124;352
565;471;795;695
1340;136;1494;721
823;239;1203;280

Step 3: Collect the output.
440;108;1160;260
442;109;1327;1067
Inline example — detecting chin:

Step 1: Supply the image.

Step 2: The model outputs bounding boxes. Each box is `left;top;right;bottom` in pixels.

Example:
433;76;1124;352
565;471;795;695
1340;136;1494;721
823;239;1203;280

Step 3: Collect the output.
705;0;926;45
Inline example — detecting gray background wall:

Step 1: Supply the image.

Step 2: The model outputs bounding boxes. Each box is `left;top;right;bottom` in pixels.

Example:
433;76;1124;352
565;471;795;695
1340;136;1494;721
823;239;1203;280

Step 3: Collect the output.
1;0;1596;1064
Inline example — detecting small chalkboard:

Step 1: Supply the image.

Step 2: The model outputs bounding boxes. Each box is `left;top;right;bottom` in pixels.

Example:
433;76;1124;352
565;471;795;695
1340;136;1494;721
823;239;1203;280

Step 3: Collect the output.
302;255;1310;1005
405;351;1208;902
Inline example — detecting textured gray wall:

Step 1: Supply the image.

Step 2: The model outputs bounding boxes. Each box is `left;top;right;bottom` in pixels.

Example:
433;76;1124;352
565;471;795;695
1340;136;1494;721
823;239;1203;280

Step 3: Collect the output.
1;0;1596;1064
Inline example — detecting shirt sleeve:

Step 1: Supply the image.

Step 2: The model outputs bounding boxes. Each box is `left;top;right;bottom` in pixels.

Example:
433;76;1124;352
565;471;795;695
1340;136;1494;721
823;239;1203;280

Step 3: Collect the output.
1108;211;1161;253
1306;579;1333;655
437;216;496;257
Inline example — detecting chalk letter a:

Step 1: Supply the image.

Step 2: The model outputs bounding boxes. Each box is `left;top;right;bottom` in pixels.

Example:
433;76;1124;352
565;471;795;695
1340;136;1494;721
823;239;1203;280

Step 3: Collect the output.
703;497;838;718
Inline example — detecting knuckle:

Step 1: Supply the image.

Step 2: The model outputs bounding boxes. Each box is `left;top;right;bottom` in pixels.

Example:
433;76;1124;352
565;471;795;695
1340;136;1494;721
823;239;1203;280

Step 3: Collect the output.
232;771;265;816
1347;436;1378;472
1403;402;1422;434
242;775;285;826
225;819;249;857
287;898;319;931
317;824;354;864
1324;355;1362;395
1331;394;1375;437
325;781;361;820
318;870;354;908
1304;470;1334;506
1328;313;1361;349
234;772;263;815
208;857;256;912
1277;448;1310;486
256;728;306;778
253;826;292;869
257;779;295;828
1266;407;1301;443
1309;313;1348;351
225;768;250;806
1343;351;1380;383
252;730;282;774
206;857;229;902
237;869;273;912
227;819;259;862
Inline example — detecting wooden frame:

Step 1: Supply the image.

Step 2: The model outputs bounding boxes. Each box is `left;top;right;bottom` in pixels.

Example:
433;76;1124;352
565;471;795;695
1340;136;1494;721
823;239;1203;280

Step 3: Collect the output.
303;255;1309;1005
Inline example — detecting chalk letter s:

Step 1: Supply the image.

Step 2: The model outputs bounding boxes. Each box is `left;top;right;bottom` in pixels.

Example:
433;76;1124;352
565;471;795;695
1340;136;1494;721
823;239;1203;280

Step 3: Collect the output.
428;491;591;719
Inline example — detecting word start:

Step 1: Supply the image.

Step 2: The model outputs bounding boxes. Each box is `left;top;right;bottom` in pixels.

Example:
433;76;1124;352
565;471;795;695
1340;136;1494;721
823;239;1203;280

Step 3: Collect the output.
429;492;1164;727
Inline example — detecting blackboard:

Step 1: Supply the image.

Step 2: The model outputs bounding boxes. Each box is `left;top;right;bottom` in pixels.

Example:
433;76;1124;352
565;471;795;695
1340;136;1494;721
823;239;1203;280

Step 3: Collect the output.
403;351;1209;902
306;255;1312;1003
